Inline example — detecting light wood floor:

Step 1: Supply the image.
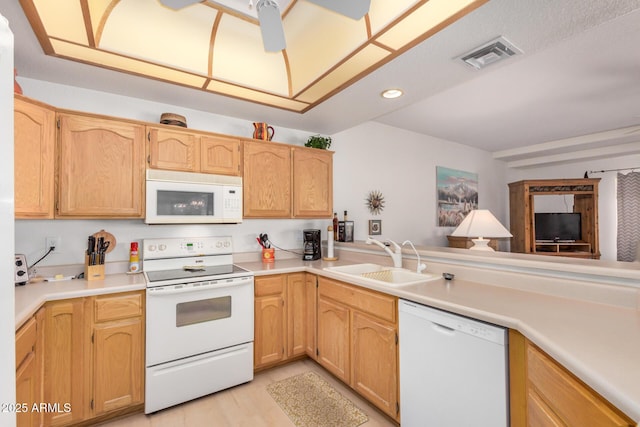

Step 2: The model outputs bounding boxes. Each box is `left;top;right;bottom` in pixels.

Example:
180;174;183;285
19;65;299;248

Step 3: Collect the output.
99;359;397;427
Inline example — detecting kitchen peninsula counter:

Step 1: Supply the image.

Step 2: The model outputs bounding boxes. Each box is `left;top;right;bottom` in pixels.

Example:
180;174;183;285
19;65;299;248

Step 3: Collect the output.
237;247;640;424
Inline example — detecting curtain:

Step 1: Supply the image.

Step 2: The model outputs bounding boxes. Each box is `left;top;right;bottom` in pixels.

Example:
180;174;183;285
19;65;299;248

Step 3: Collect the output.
616;172;640;261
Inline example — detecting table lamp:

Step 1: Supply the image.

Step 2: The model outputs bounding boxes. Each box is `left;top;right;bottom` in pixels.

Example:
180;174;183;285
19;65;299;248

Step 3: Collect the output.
450;209;512;251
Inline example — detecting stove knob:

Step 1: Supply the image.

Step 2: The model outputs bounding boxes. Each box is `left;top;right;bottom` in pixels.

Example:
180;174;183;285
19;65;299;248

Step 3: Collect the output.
148;245;157;252
216;241;223;248
224;241;231;247
159;244;167;251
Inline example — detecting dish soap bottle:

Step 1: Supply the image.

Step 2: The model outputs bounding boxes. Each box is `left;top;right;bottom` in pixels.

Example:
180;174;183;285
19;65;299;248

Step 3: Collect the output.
129;242;140;273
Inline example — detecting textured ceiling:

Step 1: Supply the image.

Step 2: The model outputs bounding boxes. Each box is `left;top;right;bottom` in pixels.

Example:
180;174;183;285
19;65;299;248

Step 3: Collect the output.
4;0;640;166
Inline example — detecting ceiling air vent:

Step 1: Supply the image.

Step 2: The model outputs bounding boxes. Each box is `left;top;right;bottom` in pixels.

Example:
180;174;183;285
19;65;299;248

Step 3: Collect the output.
458;36;522;70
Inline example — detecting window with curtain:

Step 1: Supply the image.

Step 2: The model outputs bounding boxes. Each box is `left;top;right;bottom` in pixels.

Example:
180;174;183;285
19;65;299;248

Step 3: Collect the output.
616;171;640;261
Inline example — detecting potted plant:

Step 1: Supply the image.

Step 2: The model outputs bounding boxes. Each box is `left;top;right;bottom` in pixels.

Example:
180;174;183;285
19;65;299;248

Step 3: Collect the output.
305;134;332;150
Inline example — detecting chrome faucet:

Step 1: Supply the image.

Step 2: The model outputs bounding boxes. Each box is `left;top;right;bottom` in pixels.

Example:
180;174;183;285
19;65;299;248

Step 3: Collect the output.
366;237;402;268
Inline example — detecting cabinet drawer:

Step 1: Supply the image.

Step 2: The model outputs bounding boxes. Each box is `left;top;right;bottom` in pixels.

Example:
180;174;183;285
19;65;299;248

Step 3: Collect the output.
255;275;286;297
527;343;633;426
318;277;396;323
15;316;37;367
94;292;143;323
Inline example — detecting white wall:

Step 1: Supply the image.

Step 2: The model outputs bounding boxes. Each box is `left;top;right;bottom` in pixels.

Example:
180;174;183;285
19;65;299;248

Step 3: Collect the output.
15;79;510;268
1;13;16;426
506;154;640;261
331;122;509;246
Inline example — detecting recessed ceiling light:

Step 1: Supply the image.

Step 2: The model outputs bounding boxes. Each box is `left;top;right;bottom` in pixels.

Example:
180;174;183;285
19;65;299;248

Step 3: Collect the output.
381;89;403;99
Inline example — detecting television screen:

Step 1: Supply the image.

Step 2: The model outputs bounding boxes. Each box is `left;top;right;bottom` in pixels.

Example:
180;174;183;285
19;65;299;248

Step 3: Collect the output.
534;213;582;242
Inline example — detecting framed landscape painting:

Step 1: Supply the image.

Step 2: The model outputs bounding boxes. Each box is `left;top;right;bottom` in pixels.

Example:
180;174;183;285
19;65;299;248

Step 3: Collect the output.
436;166;478;227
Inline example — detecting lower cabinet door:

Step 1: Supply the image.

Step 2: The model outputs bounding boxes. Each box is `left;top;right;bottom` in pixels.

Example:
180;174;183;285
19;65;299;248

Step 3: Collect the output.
287;273;306;358
16;352;39;427
351;311;398;419
92;319;144;415
43;299;85;427
527;389;565;427
317;297;350;383
254;294;286;368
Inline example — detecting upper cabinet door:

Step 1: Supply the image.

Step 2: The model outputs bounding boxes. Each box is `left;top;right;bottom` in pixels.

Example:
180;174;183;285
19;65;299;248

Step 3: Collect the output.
14;96;56;218
243;140;291;218
292;147;333;218
200;135;241;176
147;126;199;172
57;113;145;218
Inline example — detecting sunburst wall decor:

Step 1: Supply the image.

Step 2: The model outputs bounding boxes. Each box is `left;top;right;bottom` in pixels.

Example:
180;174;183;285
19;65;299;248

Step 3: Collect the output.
365;190;385;215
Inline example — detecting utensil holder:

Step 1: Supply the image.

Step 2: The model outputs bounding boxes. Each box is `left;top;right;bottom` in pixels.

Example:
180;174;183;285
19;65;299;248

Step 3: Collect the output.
261;248;275;263
84;254;105;281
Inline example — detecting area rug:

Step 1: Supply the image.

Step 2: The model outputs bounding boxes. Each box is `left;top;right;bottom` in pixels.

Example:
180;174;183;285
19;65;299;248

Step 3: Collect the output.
267;372;369;427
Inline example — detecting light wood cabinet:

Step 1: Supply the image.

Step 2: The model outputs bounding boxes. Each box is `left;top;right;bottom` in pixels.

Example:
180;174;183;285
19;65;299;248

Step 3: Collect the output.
243;140;333;218
243;140;292;218
147;126;199;172
43;298;86;426
147;126;241;175
304;273;317;359
89;292;144;416
292;147;333;218
14;96;56;218
351;311;398;417
57;113;145;218
16;309;44;427
287;273;307;358
317;276;399;420
254;273;313;370
317;297;350;383
42;291;145;426
254;275;287;368
508;178;600;259
200;134;242;175
509;330;634;427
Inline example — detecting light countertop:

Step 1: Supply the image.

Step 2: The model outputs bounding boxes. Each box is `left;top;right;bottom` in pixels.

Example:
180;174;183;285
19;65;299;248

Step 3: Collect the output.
14;254;640;424
15;272;146;329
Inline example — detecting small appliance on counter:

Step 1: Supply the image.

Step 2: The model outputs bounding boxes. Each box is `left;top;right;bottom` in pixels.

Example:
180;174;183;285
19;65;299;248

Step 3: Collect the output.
302;229;321;261
15;254;28;286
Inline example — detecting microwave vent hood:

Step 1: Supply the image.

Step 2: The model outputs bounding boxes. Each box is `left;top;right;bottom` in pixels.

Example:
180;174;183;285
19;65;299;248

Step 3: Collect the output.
146;169;241;186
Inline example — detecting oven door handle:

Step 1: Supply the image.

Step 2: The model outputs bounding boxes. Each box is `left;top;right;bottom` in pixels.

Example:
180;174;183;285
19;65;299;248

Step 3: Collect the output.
147;279;251;296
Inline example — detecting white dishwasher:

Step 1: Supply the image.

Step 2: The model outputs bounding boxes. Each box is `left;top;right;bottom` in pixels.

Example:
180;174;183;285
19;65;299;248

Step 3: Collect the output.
399;299;509;427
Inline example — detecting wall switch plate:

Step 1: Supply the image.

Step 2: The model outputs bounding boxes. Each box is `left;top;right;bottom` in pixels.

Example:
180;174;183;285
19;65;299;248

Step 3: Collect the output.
46;236;61;252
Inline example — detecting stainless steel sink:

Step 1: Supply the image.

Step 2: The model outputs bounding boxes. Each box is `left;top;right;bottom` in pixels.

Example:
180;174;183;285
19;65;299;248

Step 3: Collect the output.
324;263;440;287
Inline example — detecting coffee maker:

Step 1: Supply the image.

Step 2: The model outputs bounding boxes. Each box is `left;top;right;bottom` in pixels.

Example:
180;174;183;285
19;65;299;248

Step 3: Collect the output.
302;229;322;261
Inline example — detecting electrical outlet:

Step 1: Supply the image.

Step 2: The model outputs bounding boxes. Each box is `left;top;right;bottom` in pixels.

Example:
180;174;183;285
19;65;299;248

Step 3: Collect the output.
46;236;61;252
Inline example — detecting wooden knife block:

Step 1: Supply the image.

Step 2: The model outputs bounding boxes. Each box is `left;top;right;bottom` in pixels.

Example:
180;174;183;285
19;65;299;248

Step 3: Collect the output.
84;254;105;281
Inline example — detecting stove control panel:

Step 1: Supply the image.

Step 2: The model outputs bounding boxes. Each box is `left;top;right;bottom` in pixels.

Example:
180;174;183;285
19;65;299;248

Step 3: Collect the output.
143;236;233;260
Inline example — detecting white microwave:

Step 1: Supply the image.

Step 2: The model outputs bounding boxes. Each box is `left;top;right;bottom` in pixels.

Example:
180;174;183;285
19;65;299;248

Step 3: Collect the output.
145;169;243;224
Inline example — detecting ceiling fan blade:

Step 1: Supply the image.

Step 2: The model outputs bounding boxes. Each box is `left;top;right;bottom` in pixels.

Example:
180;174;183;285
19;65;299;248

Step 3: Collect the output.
306;0;371;20
256;0;286;52
158;0;201;10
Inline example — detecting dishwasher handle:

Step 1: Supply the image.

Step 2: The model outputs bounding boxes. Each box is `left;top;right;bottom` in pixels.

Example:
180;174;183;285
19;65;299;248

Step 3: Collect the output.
431;322;456;334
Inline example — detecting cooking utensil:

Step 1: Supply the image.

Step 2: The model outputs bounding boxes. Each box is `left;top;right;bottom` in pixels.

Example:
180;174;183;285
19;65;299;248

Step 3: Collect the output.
91;229;116;253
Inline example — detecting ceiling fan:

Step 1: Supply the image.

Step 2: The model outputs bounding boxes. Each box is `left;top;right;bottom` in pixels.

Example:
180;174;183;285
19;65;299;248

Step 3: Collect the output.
159;0;371;52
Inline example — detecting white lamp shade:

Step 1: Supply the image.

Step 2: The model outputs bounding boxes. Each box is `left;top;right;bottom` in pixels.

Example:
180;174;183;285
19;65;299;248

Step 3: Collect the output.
450;210;512;250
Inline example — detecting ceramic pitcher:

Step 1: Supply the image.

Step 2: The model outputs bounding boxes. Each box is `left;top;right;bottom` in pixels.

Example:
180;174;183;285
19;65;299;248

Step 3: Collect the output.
253;122;275;141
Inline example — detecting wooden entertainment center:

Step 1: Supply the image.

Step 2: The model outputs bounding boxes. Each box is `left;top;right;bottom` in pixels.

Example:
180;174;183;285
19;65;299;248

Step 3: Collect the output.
508;178;600;259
